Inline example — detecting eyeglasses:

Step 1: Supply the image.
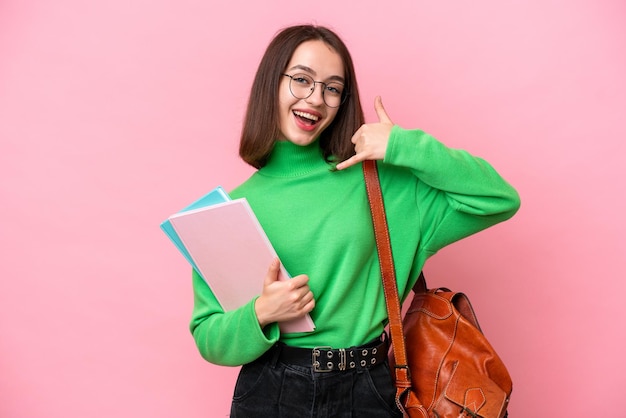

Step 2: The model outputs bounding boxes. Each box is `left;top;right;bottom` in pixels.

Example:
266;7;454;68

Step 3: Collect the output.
282;73;348;108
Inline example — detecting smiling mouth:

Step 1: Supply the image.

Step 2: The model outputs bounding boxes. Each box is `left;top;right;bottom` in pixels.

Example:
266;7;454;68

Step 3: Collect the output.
293;110;320;126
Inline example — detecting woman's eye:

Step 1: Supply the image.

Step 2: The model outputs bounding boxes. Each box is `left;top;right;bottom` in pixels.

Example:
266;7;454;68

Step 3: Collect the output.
293;77;311;85
326;84;343;95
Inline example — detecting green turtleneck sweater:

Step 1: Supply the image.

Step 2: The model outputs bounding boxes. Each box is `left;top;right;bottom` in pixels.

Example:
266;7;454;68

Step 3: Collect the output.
189;126;520;366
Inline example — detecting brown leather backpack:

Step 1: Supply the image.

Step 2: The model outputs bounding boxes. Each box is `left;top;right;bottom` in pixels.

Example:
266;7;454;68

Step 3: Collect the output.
364;160;512;418
389;275;512;417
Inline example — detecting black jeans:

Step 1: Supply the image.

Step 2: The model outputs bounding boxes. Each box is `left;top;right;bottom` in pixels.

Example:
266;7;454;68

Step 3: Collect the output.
230;345;402;418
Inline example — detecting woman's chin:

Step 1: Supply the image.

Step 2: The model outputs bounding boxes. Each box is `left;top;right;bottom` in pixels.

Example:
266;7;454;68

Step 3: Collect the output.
281;133;318;147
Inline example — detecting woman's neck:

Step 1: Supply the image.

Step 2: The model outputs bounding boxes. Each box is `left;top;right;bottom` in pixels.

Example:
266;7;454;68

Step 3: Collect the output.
259;140;332;177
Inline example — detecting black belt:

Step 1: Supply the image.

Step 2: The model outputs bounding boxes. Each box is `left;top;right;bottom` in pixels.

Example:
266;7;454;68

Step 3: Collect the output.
272;338;388;372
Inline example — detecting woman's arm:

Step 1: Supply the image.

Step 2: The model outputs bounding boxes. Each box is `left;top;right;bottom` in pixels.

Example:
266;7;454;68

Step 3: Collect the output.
337;95;519;252
190;259;314;366
189;269;279;366
384;126;520;252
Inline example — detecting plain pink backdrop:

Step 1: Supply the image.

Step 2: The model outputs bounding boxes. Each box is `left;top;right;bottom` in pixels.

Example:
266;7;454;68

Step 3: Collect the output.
1;0;624;417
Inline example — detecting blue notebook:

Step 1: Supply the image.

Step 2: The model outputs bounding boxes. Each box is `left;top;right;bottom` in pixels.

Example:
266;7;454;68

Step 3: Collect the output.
160;186;230;274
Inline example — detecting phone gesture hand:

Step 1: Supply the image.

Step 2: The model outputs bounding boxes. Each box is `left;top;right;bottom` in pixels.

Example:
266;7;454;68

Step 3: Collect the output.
336;96;393;171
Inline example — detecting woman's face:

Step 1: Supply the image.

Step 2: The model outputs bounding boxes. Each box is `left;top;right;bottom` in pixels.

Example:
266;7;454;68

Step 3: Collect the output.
278;40;345;146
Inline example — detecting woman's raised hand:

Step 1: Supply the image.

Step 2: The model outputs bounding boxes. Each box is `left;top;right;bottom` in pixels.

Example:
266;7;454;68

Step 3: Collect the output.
254;258;315;328
335;96;394;171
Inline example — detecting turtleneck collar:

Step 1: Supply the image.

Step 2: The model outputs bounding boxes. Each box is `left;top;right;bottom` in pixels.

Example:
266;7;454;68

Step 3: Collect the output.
259;139;334;177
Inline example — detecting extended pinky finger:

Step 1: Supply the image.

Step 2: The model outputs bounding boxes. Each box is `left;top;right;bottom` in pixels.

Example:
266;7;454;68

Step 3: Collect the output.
335;154;364;171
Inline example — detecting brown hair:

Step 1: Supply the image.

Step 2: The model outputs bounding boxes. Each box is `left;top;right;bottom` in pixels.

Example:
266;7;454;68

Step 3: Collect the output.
239;25;365;168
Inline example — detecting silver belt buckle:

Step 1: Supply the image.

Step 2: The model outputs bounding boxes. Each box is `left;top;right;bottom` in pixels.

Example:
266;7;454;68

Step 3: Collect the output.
312;346;333;372
338;348;347;371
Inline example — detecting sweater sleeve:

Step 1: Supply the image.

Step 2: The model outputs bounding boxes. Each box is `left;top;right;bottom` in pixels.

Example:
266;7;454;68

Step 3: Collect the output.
189;269;280;366
383;126;521;254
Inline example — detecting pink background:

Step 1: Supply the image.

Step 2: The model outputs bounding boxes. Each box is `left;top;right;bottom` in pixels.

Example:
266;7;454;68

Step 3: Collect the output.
1;0;624;417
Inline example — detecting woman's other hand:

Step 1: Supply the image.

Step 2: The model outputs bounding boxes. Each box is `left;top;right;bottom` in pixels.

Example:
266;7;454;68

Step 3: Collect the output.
335;96;393;171
254;258;315;328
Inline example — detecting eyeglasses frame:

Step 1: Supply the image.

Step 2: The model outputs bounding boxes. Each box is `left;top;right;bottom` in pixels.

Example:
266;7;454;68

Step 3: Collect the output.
281;73;349;108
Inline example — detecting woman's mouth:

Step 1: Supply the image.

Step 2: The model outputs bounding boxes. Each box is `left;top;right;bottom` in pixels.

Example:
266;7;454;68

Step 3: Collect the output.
293;110;321;131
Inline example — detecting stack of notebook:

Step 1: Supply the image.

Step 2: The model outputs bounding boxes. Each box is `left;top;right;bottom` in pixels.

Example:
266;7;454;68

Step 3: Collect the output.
160;186;315;333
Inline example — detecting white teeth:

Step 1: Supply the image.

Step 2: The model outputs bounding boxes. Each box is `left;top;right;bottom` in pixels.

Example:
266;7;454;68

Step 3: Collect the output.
293;111;319;122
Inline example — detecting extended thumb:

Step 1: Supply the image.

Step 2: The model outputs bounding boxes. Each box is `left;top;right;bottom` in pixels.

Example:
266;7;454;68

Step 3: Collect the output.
375;96;393;124
264;257;281;284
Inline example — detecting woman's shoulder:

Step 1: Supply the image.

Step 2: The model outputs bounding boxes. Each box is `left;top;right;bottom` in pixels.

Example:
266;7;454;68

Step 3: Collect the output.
229;168;281;199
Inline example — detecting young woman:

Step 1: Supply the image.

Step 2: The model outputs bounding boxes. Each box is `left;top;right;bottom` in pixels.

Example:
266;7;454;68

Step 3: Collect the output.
189;25;520;417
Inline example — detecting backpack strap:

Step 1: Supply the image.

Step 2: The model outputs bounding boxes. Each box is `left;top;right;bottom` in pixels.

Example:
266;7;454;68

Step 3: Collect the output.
362;160;413;403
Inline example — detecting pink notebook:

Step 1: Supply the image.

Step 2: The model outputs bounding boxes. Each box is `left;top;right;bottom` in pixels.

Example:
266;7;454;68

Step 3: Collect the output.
168;198;315;333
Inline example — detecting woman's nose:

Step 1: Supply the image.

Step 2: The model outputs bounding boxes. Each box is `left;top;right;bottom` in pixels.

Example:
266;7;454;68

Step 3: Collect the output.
305;82;325;106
